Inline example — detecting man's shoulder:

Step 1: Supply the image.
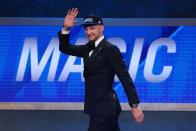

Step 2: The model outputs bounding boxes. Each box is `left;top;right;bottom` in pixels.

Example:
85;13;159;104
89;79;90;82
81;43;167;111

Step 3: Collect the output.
103;40;120;52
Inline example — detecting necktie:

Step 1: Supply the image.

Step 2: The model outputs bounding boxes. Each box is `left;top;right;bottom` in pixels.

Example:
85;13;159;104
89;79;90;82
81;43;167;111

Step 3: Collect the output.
88;42;95;57
89;42;95;51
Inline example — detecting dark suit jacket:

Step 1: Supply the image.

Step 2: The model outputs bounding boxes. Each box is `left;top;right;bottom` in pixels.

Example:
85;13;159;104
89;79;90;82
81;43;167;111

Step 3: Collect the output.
58;32;140;116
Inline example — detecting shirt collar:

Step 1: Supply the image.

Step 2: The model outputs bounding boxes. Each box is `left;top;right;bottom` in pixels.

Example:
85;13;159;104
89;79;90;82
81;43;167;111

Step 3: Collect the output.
94;35;104;47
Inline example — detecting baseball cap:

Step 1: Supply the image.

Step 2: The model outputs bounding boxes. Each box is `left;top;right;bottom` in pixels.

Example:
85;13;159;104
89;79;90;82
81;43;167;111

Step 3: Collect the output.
82;15;103;27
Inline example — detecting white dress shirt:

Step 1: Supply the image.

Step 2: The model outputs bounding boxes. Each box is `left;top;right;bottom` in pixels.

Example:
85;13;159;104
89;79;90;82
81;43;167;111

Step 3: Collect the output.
89;36;104;57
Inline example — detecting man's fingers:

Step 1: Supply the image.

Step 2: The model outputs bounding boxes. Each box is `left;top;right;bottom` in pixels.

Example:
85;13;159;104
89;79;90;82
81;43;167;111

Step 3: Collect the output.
133;111;144;124
131;106;144;124
69;8;77;16
139;115;144;122
72;8;78;17
66;9;71;16
65;8;78;18
135;115;144;123
73;9;78;17
70;8;74;15
73;8;78;13
141;112;144;118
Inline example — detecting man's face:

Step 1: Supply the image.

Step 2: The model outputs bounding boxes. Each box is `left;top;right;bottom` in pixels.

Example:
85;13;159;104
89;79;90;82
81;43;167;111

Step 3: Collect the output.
84;25;104;42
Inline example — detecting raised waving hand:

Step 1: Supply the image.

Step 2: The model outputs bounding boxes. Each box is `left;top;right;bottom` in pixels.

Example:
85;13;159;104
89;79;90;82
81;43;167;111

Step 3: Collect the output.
64;8;78;28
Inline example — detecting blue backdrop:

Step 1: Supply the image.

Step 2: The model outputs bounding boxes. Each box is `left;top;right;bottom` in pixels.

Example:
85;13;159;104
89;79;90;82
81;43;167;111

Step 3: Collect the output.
0;25;195;103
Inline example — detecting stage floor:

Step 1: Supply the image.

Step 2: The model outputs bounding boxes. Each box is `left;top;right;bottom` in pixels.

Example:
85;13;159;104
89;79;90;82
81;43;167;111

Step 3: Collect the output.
0;110;195;131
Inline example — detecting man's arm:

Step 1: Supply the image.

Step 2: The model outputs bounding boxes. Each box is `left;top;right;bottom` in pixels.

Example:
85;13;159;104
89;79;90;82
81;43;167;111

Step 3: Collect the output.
106;44;139;105
58;8;85;57
105;44;144;123
58;32;85;57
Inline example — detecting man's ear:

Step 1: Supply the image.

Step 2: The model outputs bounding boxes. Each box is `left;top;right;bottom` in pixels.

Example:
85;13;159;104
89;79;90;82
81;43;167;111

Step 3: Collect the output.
100;25;104;32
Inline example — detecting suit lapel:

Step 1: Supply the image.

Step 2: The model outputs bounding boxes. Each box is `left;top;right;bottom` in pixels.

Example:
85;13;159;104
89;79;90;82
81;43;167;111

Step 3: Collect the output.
85;38;106;70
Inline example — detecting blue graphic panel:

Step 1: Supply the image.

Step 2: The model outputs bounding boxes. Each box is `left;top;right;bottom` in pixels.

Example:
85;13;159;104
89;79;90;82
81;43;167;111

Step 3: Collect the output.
0;25;195;103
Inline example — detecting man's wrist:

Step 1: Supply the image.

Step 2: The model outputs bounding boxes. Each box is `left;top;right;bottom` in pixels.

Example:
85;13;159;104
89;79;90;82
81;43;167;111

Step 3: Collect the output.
61;26;70;34
130;103;139;108
63;26;71;31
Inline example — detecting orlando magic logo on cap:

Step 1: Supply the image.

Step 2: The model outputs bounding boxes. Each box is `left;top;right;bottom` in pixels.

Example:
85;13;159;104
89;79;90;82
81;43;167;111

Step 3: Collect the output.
82;15;103;27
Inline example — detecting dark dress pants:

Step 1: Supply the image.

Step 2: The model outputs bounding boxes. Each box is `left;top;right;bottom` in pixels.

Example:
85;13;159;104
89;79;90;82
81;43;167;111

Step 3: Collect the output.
88;112;121;131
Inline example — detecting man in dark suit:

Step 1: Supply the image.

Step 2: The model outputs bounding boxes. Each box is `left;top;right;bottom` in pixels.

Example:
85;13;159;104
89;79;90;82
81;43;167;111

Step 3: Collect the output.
58;8;144;131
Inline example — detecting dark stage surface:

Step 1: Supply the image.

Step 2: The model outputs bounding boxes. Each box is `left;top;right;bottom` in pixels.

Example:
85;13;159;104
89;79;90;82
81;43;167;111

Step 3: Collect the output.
0;110;195;131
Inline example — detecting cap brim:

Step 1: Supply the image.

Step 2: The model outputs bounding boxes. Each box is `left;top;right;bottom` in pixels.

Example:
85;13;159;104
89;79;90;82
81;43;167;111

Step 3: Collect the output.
81;23;103;27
